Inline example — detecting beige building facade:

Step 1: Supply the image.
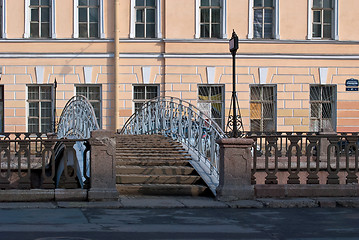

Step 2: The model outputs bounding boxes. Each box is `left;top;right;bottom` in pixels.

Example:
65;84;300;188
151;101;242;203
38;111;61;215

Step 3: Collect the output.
0;0;358;134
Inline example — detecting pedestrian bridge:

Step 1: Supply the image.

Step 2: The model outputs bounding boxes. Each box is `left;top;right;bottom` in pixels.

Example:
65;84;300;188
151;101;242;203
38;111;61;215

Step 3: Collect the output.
119;97;227;195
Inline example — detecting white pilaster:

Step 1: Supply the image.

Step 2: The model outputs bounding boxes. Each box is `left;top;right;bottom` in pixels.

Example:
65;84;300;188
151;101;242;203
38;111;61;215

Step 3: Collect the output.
1;0;6;38
130;0;135;38
222;0;227;39
195;0;200;38
247;0;254;39
307;0;313;40
100;0;105;38
274;0;280;39
156;0;162;38
51;0;56;38
24;0;30;38
73;0;79;38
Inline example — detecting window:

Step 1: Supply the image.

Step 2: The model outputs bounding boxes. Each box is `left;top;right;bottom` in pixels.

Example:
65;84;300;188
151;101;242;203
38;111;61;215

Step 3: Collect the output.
0;85;3;132
310;85;336;132
253;0;274;39
248;0;279;39
76;85;102;127
312;0;333;39
135;0;156;38
198;85;224;128
199;0;221;38
250;85;276;132
27;85;53;133
29;0;50;38
308;0;338;40
78;0;99;38
133;85;159;112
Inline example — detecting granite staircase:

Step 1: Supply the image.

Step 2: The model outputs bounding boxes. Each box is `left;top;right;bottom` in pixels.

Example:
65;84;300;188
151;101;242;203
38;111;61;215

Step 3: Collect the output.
116;134;211;196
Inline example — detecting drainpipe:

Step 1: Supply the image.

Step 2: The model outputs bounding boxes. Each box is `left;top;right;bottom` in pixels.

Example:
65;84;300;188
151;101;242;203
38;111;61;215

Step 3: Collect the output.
114;0;120;131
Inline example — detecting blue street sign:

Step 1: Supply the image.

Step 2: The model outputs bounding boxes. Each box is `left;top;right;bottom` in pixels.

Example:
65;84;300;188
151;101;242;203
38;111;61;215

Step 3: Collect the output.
346;78;359;87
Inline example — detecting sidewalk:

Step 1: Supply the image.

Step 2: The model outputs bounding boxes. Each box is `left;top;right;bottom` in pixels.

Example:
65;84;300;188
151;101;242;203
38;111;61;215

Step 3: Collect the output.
0;196;358;209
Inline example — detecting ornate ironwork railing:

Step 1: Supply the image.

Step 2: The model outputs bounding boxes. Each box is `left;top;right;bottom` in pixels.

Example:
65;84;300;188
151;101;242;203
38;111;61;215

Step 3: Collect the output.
247;132;359;185
119;97;227;192
0;134;90;189
57;95;99;139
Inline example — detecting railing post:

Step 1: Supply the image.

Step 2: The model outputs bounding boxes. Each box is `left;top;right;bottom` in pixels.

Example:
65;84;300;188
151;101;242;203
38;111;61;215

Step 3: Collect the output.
188;106;192;146
216;138;254;201
88;130;118;201
179;100;183;138
170;97;174;136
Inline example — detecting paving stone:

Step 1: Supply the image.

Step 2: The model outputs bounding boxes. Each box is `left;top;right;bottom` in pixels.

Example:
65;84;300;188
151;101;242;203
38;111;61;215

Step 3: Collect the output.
119;196;185;208
316;198;337;208
176;197;229;208
257;198;318;208
57;201;122;209
0;202;57;209
227;200;264;209
336;198;359;208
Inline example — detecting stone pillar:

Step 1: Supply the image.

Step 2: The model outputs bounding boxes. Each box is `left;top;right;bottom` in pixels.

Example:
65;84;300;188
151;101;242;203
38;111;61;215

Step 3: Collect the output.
88;130;119;201
216;138;254;201
319;132;336;162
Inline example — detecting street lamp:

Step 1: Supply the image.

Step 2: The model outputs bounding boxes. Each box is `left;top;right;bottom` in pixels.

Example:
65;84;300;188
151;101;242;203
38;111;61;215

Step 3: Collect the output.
226;30;244;138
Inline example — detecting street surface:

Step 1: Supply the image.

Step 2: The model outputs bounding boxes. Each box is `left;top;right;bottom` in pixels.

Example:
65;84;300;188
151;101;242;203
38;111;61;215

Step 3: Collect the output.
0;208;358;239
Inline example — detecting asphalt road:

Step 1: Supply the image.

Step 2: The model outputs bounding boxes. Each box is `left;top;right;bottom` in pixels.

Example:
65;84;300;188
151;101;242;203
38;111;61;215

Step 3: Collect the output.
0;208;358;240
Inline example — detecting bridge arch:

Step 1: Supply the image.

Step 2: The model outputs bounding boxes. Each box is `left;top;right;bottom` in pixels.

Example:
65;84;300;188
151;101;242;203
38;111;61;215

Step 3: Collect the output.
56;95;99;187
120;96;227;195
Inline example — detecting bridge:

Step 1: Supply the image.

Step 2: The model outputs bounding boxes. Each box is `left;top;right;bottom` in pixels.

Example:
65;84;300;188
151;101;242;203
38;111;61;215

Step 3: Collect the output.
119;97;227;195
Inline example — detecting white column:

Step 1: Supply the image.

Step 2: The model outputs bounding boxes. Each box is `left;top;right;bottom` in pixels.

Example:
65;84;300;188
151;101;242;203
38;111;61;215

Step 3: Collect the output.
274;0;280;39
51;0;56;38
222;0;227;39
24;0;30;38
2;0;6;38
334;0;339;40
195;0;200;38
156;0;162;38
73;0;79;38
247;0;254;39
100;0;105;38
129;0;135;38
307;0;312;40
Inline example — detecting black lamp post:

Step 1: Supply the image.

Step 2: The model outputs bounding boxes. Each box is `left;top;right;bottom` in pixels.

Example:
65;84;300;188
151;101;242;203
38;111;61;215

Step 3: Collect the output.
53;78;57;133
226;30;244;138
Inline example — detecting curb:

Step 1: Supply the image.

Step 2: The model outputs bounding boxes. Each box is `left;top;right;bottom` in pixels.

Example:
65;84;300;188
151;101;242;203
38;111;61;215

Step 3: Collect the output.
0;197;357;209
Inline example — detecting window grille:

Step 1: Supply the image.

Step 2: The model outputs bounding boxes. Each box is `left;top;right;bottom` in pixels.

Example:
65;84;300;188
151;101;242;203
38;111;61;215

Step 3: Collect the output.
310;85;336;132
250;85;276;132
198;85;224;128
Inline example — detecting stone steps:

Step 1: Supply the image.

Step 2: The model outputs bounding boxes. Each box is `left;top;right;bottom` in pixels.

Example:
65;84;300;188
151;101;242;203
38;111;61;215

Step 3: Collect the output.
116;159;190;166
116;184;209;196
117;175;202;184
116;134;210;196
116;166;196;175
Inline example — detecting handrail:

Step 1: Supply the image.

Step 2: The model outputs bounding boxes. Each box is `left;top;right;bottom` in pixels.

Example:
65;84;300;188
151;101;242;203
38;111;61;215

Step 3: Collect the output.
119;96;227;193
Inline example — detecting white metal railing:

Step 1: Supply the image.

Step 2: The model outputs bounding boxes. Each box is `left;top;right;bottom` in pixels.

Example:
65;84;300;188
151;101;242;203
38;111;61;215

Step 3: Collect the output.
119;97;227;194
